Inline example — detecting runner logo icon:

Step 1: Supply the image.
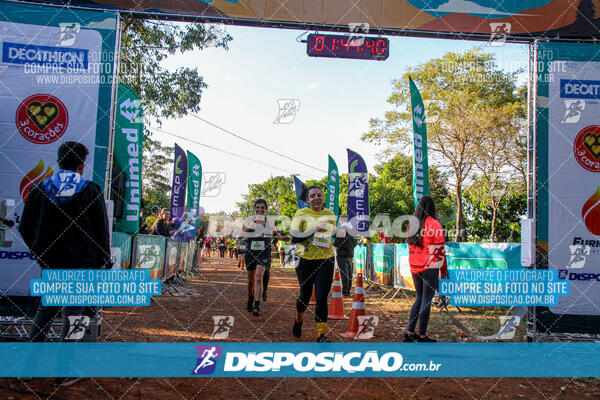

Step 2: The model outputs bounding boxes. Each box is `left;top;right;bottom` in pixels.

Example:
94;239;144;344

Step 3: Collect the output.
192;345;222;375
562;100;585;123
566;245;591;269
211;316;234;339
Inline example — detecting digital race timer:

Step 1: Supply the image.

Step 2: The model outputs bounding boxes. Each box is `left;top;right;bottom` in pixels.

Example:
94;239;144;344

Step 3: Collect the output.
306;33;389;61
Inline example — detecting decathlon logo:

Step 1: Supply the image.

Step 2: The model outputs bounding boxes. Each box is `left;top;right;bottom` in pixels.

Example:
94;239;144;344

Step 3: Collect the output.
224;351;406;373
192;345;222;375
560;80;600;99
2;42;88;70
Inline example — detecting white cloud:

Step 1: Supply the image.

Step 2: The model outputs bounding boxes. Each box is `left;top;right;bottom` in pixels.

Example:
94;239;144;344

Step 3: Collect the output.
424;0;536;16
306;82;319;90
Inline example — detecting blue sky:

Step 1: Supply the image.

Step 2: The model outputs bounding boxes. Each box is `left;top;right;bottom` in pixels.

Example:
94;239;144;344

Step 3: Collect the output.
153;24;528;213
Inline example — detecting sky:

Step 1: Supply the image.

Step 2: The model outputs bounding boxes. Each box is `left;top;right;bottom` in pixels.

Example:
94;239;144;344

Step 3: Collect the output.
152;24;529;214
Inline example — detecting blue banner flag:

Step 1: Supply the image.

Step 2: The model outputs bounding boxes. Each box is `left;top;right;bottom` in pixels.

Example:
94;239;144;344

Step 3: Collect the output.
347;149;369;235
293;175;309;209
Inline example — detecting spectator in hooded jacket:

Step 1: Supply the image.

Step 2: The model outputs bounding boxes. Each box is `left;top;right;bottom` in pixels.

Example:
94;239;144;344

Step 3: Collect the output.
19;141;110;341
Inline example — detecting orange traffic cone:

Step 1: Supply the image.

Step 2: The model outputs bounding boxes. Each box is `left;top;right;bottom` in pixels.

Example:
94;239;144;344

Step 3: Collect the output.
341;273;366;338
328;268;348;320
309;285;316;305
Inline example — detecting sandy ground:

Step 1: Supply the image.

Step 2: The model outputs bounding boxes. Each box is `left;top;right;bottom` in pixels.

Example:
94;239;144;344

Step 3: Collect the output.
1;256;599;399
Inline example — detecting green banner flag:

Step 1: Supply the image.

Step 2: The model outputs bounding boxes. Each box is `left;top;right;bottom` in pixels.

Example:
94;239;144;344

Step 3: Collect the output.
325;155;339;219
114;82;143;233
409;77;430;209
186;150;202;227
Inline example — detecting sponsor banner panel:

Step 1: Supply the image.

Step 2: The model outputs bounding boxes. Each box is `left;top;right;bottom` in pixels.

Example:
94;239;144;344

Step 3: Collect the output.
39;0;593;39
0;3;116;296
165;239;179;279
394;244;414;290
372;243;393;285
548;59;600;316
2;342;600;377
135;235;166;280
445;242;522;270
353;244;367;275
111;232;132;269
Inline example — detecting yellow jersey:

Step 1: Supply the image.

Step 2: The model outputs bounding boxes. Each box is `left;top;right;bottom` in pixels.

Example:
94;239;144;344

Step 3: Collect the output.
291;207;336;260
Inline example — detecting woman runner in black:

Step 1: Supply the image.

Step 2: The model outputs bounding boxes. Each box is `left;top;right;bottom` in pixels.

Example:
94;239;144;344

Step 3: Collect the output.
242;199;289;316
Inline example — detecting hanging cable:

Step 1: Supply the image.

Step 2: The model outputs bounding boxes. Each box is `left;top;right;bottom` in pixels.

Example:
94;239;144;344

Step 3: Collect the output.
148;125;320;179
190;113;327;174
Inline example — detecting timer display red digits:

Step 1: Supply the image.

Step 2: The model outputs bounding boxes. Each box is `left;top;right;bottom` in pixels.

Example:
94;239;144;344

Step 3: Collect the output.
365;39;374;54
307;33;388;60
314;35;325;52
375;39;386;55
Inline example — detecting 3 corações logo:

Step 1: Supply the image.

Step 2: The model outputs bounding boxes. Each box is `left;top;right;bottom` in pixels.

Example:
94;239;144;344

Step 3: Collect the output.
573;125;600;173
16;94;68;144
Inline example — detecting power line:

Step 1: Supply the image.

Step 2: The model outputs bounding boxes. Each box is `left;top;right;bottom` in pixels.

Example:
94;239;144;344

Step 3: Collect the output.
148;125;320;179
190;113;327;174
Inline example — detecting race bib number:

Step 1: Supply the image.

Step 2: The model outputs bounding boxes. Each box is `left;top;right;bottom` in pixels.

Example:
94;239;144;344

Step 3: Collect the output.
239;243;246;251
251;241;265;251
313;233;331;248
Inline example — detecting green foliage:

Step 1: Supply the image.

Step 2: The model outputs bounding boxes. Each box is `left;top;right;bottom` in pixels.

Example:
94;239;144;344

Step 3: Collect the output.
141;138;172;222
237;176;298;218
120;18;232;124
370;153;452;222
362;47;526;240
464;180;526;242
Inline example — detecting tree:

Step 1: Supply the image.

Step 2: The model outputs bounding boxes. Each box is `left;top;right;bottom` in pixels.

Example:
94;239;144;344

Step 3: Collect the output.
370;154;452;222
236;176;298;219
119;18;232;124
362;48;524;241
141;138;172;222
120;19;232;221
471;100;527;241
464;180;526;242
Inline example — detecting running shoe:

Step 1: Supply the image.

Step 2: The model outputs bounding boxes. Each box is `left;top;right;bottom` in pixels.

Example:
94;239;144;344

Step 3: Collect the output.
416;335;437;343
402;332;419;342
316;334;329;342
292;321;303;338
252;303;260;317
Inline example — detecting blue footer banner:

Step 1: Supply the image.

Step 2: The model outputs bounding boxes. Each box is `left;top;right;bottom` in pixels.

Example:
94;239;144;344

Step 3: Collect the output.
2;343;600;377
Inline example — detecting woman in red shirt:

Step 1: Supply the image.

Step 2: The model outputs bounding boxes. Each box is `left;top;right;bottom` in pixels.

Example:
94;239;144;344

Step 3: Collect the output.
404;196;447;343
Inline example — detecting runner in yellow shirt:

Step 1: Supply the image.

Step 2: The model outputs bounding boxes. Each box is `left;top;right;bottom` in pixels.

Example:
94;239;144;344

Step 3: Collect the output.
290;185;336;342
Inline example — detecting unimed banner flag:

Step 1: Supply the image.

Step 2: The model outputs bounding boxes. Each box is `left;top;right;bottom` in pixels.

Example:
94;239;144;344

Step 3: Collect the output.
170;144;187;220
186;150;202;228
114;82;143;233
0;2;116;296
325;155;339;219
293;175;308;209
409;77;430;209
347;149;369;235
